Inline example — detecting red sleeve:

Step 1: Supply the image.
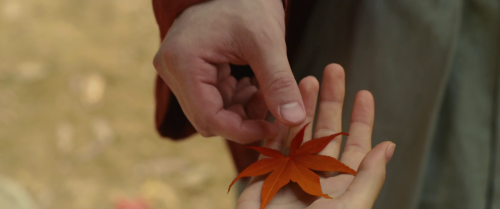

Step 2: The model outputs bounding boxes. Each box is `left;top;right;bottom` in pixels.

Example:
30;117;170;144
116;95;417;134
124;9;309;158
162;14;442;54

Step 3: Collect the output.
152;0;208;139
153;0;289;139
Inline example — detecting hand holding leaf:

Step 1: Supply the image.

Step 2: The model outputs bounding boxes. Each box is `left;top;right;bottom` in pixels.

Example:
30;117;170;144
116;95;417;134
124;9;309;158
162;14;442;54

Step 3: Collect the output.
233;64;396;209
229;124;355;209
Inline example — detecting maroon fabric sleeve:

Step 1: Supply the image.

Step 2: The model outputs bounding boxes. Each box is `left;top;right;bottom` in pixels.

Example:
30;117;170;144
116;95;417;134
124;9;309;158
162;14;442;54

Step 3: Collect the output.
153;0;289;139
152;0;207;139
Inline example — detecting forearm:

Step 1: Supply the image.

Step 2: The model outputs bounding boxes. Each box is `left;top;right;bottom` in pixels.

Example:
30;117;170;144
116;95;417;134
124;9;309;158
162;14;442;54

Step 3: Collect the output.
153;0;288;39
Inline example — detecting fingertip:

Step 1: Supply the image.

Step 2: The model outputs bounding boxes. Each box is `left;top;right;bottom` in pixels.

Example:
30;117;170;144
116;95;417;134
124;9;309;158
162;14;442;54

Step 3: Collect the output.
261;123;289;152
278;102;306;126
360;141;393;169
356;90;374;104
217;64;232;81
351;90;375;126
238;121;278;144
324;63;345;77
385;142;396;162
232;85;258;104
299;76;320;91
210;110;277;143
245;90;269;120
249;55;304;126
223;76;238;90
325;63;343;70
236;77;252;91
298;76;320;116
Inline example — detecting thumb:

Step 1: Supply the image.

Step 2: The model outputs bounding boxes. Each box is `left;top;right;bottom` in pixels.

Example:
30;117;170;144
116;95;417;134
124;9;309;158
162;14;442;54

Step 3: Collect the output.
340;141;395;208
246;41;306;126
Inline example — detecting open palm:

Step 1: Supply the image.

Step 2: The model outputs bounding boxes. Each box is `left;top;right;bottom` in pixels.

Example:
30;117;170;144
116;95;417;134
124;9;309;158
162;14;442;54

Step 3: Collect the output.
236;64;395;209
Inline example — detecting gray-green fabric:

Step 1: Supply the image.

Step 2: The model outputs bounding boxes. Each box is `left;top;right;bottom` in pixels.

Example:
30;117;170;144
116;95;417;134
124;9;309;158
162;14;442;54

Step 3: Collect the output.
420;1;500;208
290;0;500;208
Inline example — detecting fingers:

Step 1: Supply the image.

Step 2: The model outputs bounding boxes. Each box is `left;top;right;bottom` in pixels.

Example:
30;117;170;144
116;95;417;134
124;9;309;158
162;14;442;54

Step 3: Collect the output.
340;141;395;208
218;65;257;107
217;63;232;82
246;39;306;127
244;90;268;120
236;77;252;91
285;76;319;155
217;76;237;107
210;109;277;143
232;85;258;105
232;77;257;104
170;59;277;143
299;77;320;124
340;90;375;169
314;64;346;159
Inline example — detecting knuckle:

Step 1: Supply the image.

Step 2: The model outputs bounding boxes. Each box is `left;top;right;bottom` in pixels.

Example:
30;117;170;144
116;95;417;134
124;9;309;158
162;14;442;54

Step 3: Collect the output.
160;40;181;62
252;29;274;46
238;21;283;52
155;39;188;78
191;115;214;137
251;28;282;50
265;73;296;94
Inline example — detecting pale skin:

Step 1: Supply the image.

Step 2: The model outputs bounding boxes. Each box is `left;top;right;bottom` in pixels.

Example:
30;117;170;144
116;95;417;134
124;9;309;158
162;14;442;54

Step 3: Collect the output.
236;64;395;209
154;0;304;143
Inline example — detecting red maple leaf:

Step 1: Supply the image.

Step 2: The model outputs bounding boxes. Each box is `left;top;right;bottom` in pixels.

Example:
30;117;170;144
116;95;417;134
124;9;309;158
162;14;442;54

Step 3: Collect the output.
228;124;356;209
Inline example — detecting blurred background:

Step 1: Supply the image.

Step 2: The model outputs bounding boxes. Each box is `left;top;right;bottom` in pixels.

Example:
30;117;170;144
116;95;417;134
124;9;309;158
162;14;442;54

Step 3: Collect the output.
0;0;237;208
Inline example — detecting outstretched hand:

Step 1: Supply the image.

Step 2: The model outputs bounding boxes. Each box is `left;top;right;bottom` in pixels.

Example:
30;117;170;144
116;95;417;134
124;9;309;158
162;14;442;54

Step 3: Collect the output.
236;64;395;209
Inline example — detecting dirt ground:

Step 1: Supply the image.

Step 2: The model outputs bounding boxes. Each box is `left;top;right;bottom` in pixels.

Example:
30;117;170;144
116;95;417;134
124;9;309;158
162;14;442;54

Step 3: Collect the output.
0;0;237;208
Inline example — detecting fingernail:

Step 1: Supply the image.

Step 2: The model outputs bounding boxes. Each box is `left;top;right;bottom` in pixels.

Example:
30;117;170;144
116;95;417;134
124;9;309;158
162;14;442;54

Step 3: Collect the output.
280;102;305;124
385;143;396;162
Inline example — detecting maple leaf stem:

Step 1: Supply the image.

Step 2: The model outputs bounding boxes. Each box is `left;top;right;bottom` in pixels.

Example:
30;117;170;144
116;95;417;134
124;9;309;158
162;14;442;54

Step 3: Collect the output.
281;127;291;156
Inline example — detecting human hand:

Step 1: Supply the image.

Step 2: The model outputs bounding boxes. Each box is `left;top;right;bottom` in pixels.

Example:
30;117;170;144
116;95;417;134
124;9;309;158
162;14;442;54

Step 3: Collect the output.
153;0;305;143
236;64;395;209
